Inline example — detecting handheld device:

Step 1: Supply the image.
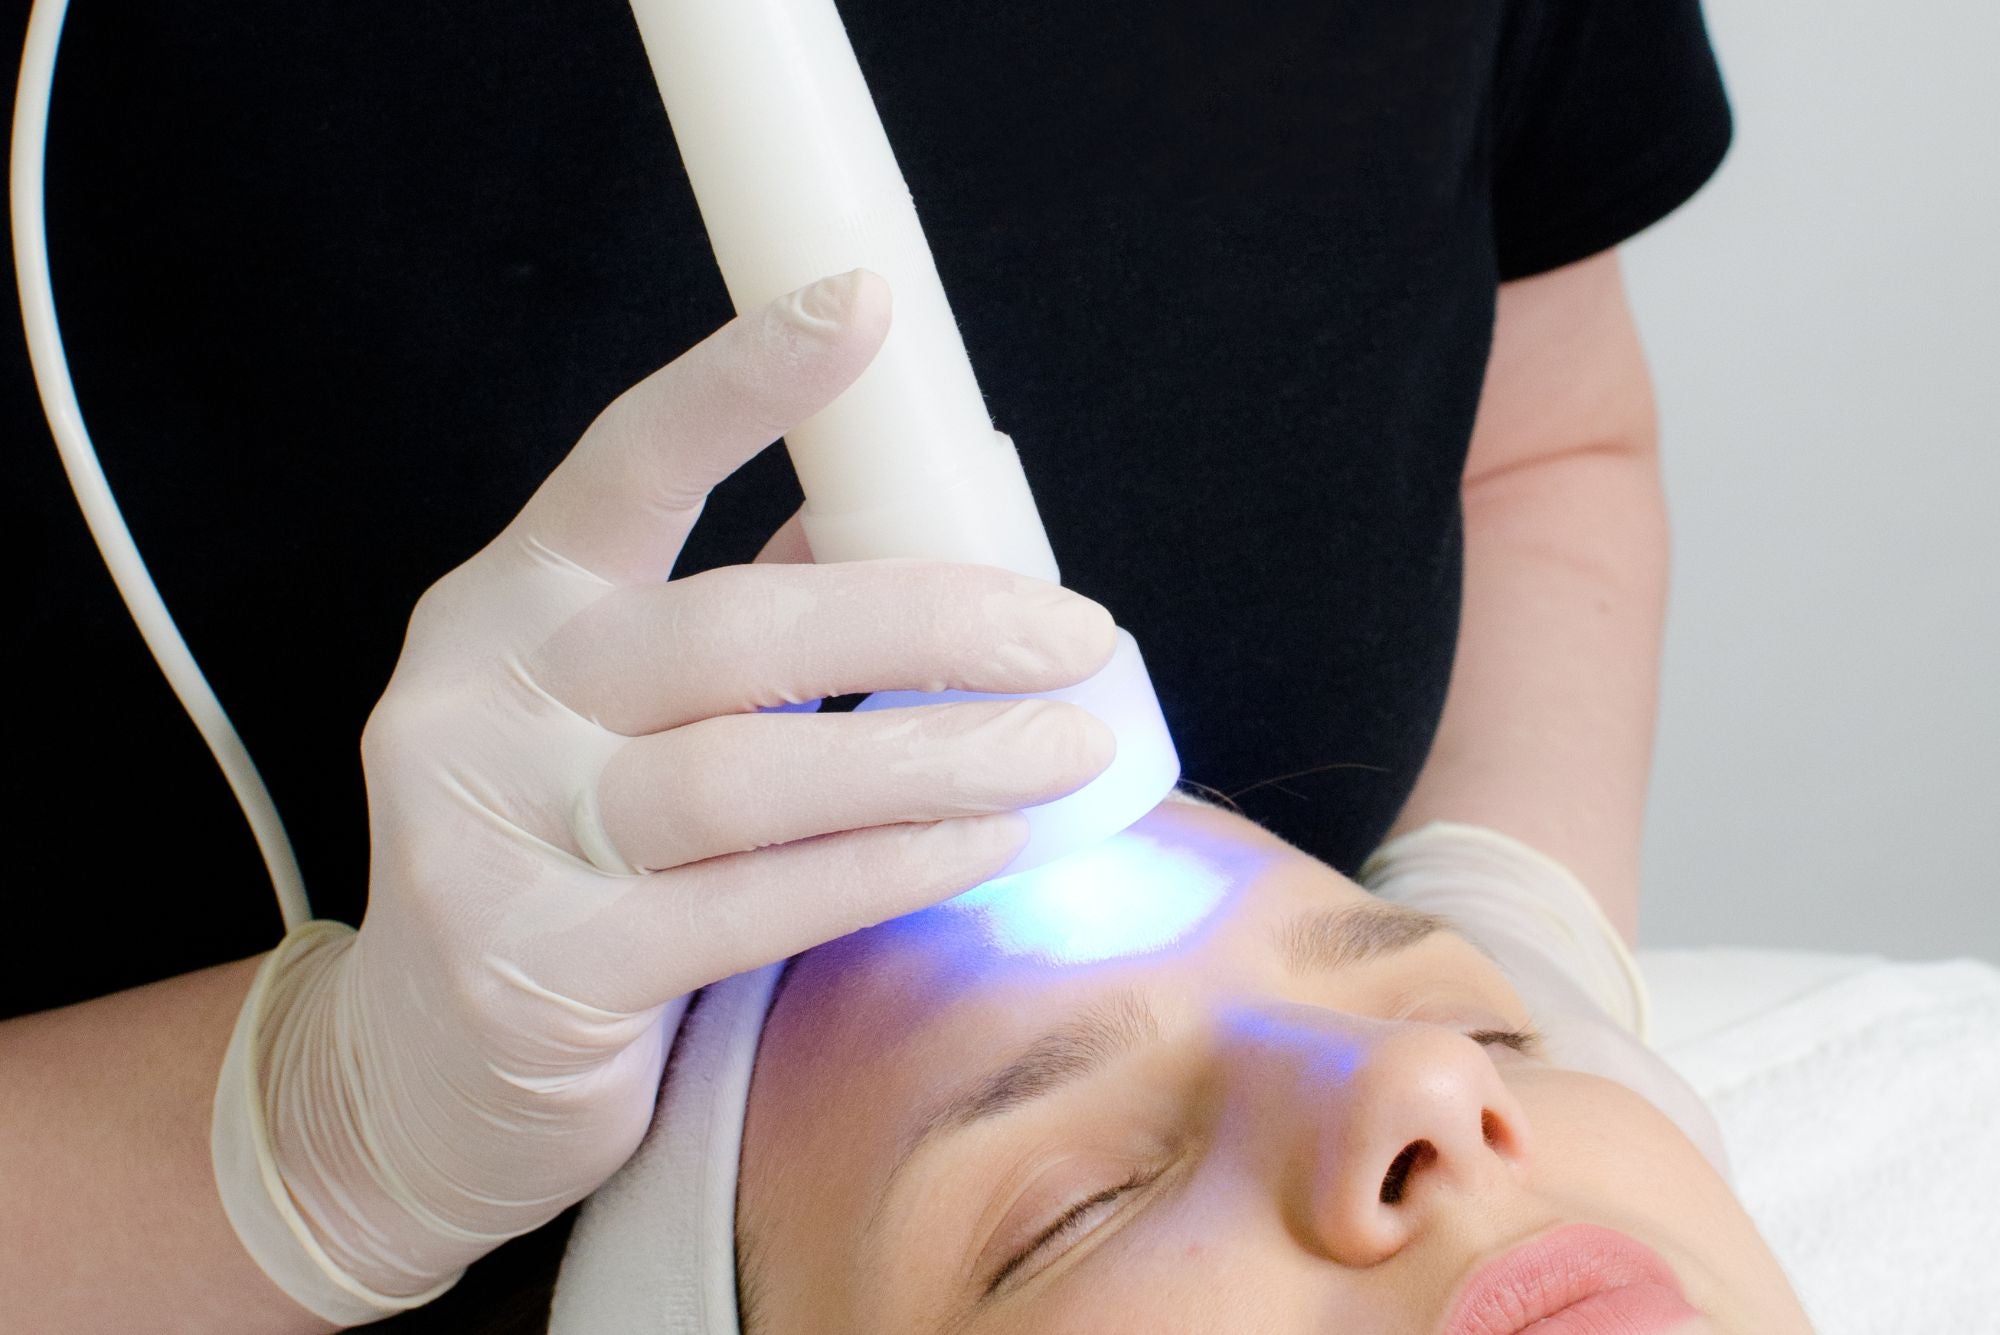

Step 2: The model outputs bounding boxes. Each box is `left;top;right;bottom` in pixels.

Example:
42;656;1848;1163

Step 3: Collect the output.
629;0;1181;876
10;0;1181;940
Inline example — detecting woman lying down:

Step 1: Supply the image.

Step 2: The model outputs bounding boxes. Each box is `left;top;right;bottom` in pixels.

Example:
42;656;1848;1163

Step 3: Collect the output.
547;789;1817;1334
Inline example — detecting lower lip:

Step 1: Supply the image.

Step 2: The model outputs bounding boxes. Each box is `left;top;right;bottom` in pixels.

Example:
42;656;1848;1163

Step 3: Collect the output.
1525;1281;1704;1334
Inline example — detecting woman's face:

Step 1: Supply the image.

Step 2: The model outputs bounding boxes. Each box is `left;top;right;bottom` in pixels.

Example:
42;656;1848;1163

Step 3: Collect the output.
736;800;1811;1333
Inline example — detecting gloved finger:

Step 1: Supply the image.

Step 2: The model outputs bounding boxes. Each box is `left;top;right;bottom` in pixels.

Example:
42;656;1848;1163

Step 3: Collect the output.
588;697;1115;871
501;268;890;587
752;506;812;564
529;812;1030;1013
531;559;1117;734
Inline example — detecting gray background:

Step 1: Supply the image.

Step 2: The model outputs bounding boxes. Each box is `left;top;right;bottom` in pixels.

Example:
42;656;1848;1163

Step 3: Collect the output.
1626;0;1998;962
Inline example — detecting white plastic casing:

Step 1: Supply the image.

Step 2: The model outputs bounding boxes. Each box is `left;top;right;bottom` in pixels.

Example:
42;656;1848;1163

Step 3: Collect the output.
626;0;1058;576
629;0;1181;874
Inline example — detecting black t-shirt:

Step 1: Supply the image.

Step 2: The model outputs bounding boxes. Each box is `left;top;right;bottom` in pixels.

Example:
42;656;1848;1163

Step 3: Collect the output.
5;0;1729;1023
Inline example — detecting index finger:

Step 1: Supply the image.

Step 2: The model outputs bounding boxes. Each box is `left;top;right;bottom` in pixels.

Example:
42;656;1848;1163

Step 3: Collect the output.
504;268;889;586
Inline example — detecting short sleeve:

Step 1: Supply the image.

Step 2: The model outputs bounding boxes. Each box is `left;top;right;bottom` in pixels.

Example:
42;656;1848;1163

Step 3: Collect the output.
1490;0;1734;280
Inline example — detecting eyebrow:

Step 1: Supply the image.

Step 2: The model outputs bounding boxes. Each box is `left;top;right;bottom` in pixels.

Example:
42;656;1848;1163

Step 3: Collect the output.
1273;900;1453;974
899;986;1163;1154
876;900;1454;1205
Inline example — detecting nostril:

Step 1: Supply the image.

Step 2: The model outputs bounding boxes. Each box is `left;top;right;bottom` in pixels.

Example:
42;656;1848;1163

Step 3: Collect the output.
1379;1139;1435;1204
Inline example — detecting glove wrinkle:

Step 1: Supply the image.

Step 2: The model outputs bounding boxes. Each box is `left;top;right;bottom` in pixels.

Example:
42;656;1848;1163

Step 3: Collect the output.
210;270;1115;1317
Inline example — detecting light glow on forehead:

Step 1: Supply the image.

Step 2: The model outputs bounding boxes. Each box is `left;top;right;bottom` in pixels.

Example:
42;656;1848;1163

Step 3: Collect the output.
941;825;1245;965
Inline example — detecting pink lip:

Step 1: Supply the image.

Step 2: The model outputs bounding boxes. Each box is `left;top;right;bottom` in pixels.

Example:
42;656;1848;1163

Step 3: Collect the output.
1437;1224;1703;1335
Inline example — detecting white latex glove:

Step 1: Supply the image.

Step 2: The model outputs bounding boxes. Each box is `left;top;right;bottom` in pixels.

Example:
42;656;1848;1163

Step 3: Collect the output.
1357;821;1731;1177
211;268;1119;1324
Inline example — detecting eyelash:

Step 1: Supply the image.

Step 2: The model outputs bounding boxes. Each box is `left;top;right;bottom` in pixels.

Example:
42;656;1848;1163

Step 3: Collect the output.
985;1026;1542;1294
1464;1024;1544;1055
987;1164;1159;1295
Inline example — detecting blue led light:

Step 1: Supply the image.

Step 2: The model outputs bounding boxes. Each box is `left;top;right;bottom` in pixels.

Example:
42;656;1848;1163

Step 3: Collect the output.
1231;1007;1365;1081
942;825;1236;965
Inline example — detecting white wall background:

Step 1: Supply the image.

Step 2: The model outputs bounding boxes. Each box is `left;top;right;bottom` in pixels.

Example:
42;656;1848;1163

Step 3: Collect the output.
1626;0;1999;962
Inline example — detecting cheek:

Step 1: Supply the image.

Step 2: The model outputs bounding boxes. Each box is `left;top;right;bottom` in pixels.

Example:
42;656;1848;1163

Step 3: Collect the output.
1513;1069;1803;1329
995;1218;1306;1335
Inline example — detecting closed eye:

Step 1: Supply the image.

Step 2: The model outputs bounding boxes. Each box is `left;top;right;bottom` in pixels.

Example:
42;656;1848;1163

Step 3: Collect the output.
984;1164;1159;1295
985;1026;1541;1296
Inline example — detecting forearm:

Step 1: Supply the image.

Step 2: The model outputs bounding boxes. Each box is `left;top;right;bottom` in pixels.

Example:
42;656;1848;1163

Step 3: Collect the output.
0;956;335;1335
1387;439;1669;943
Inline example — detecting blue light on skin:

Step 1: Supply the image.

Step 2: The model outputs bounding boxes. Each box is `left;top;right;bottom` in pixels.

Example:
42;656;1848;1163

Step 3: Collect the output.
1228;1005;1367;1082
938;821;1255;966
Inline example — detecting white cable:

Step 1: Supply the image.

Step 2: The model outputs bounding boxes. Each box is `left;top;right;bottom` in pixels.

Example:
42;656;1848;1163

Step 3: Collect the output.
11;0;310;931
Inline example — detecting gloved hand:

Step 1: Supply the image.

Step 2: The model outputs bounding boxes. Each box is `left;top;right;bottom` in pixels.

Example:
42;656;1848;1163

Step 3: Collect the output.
210;268;1119;1324
1358;821;1650;1038
1357;821;1730;1176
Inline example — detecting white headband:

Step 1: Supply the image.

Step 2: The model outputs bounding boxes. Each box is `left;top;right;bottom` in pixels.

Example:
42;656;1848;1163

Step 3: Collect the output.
547;811;1725;1331
549;961;785;1335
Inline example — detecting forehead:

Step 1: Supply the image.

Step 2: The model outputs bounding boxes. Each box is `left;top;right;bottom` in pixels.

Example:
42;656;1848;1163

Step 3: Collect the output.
748;803;1381;1146
771;802;1330;1042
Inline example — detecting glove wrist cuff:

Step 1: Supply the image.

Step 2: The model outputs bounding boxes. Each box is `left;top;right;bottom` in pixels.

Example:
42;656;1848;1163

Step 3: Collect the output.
1359;820;1652;1041
211;919;463;1325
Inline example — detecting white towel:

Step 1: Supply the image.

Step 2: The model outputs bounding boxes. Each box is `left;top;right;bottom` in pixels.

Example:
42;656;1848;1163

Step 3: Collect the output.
1647;953;2000;1333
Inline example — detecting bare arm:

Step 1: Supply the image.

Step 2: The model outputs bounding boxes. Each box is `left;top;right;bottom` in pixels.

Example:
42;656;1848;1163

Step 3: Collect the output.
1386;250;1667;944
0;957;337;1334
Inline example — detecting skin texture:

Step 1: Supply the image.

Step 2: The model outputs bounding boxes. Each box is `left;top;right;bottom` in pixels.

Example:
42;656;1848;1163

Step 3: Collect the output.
0;957;335;1334
736;798;1814;1334
1390;250;1670;944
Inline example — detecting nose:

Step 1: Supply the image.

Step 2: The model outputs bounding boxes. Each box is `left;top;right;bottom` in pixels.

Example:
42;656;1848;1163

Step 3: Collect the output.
1219;1003;1534;1268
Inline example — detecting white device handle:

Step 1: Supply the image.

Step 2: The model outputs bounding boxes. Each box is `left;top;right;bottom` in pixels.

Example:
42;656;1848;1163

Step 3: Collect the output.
628;0;1183;876
628;0;1060;577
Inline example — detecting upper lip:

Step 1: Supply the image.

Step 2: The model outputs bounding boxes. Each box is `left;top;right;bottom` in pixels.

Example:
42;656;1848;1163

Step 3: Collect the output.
1434;1223;1689;1335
